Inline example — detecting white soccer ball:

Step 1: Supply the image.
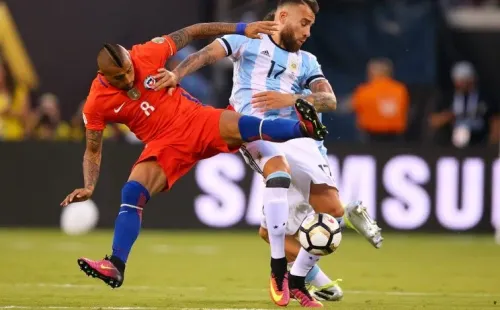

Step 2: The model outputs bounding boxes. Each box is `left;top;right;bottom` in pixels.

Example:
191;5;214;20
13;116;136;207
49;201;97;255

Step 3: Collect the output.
298;213;342;256
60;200;99;236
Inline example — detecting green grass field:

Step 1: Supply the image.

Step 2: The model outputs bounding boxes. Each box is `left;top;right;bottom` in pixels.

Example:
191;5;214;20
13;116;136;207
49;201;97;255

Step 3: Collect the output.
0;229;499;309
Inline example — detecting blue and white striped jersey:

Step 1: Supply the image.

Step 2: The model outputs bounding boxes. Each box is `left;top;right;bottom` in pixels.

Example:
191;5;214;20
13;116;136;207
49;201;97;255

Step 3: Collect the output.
216;34;325;119
216;34;327;155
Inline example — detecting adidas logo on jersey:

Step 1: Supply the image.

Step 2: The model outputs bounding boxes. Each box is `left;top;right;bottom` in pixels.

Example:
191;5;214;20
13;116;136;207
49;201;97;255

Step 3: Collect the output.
261;50;270;57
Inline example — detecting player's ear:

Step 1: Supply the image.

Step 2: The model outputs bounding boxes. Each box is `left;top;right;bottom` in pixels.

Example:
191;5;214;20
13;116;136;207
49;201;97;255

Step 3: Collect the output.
278;10;288;23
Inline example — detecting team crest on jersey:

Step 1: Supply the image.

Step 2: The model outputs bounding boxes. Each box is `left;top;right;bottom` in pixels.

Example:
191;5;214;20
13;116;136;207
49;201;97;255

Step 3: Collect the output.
151;37;165;44
144;75;156;89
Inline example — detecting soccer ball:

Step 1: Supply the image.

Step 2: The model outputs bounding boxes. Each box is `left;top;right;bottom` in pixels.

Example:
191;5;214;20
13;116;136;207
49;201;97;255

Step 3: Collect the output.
60;200;99;236
298;213;342;256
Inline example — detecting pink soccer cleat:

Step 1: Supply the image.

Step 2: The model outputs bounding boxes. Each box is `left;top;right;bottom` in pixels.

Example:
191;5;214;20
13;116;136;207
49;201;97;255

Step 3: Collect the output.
77;256;124;288
291;287;324;308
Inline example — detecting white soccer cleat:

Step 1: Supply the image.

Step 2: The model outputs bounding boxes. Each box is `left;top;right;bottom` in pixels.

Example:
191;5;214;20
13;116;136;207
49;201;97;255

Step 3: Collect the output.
344;201;383;249
307;279;344;302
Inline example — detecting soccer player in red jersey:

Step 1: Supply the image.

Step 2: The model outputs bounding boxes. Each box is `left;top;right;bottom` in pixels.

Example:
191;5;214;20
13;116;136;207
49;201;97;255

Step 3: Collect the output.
60;21;328;289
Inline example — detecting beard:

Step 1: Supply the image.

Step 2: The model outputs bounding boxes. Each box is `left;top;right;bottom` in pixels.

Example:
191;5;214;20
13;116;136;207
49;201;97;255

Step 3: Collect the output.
280;26;302;52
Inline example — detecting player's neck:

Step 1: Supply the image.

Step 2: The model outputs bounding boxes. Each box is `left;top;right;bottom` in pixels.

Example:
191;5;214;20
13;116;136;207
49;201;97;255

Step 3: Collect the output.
270;33;287;51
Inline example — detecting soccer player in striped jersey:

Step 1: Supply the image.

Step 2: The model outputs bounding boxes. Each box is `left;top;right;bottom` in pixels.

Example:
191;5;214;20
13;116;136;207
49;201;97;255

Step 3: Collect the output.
154;1;383;307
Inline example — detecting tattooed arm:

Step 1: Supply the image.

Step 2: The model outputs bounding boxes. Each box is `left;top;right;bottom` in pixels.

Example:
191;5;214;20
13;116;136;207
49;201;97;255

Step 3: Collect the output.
173;40;227;81
83;129;103;191
168;24;236;52
251;79;337;113
61;129;103;207
167;21;278;51
152;21;277;91
300;80;337;113
152;40;228;91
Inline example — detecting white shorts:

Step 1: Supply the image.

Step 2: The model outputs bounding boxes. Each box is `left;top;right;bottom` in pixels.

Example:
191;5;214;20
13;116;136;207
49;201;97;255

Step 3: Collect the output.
240;138;337;235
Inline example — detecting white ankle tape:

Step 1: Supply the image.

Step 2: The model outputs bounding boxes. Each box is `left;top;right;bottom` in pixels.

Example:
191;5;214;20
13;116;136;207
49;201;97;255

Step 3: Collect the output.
259;119;264;139
120;204;143;210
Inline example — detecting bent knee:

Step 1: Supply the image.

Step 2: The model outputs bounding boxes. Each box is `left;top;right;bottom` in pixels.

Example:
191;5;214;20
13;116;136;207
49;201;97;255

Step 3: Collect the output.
309;184;344;217
128;160;167;194
311;199;345;218
219;110;242;146
263;156;291;177
328;206;344;218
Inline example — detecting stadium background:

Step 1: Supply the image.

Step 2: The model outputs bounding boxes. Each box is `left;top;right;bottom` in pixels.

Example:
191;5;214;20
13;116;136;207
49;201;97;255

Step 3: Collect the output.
1;1;500;309
1;0;499;232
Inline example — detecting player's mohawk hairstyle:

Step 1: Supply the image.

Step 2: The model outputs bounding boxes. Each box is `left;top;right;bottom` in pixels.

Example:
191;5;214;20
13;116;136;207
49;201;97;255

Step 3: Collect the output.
102;43;124;68
277;0;319;14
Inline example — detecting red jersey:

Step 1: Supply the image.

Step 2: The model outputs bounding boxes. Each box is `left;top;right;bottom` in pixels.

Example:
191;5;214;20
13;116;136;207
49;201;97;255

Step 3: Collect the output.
83;36;204;144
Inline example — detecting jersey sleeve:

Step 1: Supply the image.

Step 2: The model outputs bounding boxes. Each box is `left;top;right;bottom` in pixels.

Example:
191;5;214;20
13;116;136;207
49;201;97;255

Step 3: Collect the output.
82;90;106;131
216;35;249;60
130;35;177;67
302;52;326;89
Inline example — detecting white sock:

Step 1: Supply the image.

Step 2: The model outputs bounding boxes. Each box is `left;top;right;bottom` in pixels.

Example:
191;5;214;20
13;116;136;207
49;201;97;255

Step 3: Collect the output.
290;247;320;277
264;187;289;259
307;264;333;287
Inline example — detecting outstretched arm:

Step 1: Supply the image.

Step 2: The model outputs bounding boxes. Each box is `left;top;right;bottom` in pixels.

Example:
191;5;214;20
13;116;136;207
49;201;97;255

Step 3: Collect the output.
167;21;278;52
152;40;229;91
168;23;234;52
152;21;277;91
174;40;227;81
61;129;103;207
83;130;103;191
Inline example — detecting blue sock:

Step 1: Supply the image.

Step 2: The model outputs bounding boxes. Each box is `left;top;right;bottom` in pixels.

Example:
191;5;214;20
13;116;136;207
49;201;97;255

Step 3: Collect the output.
238;115;304;142
305;264;321;283
111;181;150;264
